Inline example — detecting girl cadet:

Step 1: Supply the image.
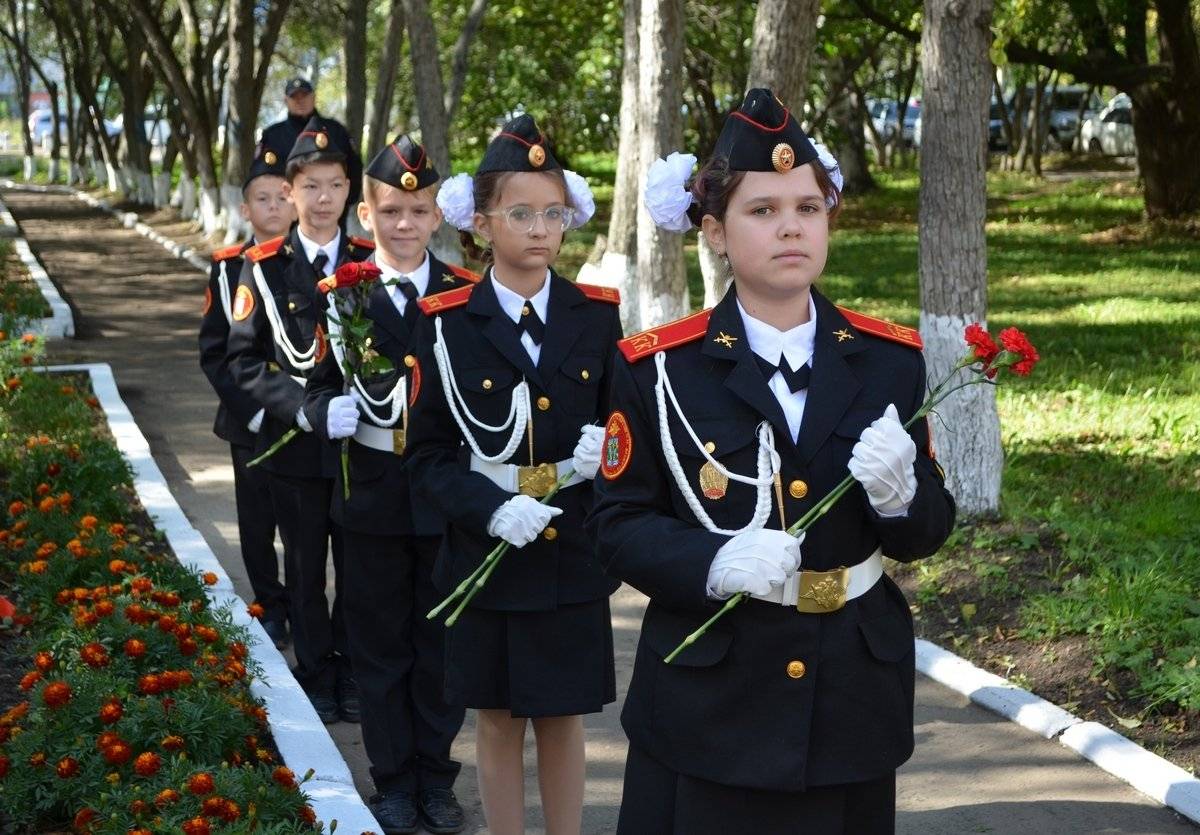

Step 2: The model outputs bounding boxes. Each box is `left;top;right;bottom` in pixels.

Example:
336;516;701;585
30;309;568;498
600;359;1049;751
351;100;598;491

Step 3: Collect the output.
588;89;957;834
405;114;622;835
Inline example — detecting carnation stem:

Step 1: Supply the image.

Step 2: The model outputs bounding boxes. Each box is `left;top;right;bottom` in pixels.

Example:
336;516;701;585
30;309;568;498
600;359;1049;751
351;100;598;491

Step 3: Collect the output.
247;428;299;467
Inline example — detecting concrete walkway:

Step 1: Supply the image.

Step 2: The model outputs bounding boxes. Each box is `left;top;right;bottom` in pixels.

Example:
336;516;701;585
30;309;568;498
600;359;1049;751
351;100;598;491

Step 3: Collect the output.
6;185;1194;834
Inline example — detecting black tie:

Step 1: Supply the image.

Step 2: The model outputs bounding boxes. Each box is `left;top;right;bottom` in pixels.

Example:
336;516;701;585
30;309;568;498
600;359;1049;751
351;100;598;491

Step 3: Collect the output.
397;280;420;329
516;300;545;345
755;353;811;393
311;252;329;276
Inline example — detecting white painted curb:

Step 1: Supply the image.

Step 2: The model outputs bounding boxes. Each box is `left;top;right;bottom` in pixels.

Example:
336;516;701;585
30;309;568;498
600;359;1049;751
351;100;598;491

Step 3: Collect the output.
42;362;381;833
0;192;75;338
916;637;1200;824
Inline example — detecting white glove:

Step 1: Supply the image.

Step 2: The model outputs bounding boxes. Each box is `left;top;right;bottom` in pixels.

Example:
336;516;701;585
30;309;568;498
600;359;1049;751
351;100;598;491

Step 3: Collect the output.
326;395;359;440
848;403;917;517
247;408;264;433
706;528;804;600
295;407;313;433
486;494;564;548
571;424;605;480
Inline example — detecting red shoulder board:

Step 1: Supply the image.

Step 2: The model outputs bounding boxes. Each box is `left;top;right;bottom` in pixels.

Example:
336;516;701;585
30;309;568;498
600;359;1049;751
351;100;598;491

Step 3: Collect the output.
247;236;286;263
617;308;712;363
836;306;923;349
348;235;376;250
577;283;620;305
447;263;481;283
418;284;474;315
212;243;245;262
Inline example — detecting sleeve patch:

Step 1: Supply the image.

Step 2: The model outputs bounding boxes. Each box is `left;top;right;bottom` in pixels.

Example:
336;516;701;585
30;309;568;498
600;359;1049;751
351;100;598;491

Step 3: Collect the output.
600;411;633;480
232;285;255;321
203;286;213;316
408;358;422;407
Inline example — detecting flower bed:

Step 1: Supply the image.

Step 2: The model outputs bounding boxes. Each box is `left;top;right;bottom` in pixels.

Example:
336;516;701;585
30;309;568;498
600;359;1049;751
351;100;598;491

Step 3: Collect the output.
0;334;323;833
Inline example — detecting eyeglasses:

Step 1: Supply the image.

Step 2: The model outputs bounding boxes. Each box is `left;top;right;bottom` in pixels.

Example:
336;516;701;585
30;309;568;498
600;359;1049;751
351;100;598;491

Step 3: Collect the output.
487;204;575;234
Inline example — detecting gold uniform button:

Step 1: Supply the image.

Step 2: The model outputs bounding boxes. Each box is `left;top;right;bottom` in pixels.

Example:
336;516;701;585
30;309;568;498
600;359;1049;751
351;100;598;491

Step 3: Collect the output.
287;301;296;312
537;396;551;411
786;660;806;679
482;379;493;390
703;441;716;454
521;305;531;316
788;479;809;499
581;369;590;381
543;526;558;541
404;355;416;368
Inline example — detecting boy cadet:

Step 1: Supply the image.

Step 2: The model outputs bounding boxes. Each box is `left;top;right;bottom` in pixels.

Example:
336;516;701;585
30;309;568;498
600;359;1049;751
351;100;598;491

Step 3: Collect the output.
198;142;293;649
303;134;475;834
226;117;374;724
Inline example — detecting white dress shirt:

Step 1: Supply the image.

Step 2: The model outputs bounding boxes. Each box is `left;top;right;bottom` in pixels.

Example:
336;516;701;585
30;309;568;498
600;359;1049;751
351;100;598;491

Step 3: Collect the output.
377;251;431;314
295;228;341;276
491;268;551;364
738;295;817;441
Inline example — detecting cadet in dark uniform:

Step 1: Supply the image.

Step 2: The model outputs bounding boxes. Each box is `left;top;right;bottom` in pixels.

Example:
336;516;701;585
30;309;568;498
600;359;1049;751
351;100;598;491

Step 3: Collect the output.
226;118;372;724
588;89;957;834
406;115;621;835
303;134;474;835
261;77;363;227
198;142;293;648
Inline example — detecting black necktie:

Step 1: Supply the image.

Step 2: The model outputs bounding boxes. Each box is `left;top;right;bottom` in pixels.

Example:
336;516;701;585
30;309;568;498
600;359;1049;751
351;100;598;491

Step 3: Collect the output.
397;280;420;329
311;252;329;276
516;300;545;345
755;353;811;393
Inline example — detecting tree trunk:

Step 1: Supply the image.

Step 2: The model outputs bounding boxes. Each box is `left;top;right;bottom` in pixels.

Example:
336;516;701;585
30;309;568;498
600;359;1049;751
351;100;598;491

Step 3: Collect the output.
401;0;461;262
589;0;640;319
367;0;406;159
344;0;368;158
223;0;256;240
443;0;488;123
832;57;876;196
745;0;819;109
919;0;1000;518
633;0;686;330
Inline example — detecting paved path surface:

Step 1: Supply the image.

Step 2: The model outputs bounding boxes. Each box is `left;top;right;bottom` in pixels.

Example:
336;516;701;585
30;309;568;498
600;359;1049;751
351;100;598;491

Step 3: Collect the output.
7;185;1194;834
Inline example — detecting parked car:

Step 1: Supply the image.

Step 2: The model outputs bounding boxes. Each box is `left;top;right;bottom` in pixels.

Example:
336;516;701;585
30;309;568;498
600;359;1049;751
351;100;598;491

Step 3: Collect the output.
910;100;1007;152
28;108;66;147
110;111;171;146
1007;85;1100;151
1080;93;1136;157
865;98;921;147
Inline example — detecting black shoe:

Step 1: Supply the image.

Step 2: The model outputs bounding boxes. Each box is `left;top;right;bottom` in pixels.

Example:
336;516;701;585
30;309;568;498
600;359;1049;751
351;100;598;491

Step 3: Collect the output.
261;618;289;650
337;674;360;723
370;790;419;835
418;788;465;834
308;691;339;725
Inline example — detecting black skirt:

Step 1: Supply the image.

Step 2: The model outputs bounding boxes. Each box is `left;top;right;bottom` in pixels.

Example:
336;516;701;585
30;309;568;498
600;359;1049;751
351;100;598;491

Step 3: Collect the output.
617;744;895;835
443;598;616;718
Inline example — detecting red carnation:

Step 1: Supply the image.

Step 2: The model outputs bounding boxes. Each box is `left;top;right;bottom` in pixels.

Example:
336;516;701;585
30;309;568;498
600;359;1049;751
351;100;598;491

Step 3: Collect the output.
318;260;382;294
998;326;1040;376
963;323;1000;371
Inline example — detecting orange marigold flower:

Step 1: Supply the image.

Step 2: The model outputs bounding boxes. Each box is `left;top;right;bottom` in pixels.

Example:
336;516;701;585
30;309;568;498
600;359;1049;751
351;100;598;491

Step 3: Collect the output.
161;734;185;752
181;817;211;835
47;461;62;476
80;515;98;530
156;614;177;633
131;577;152;593
202;571;218;585
96;730;121;750
133;751;161;776
37;496;56;513
230;641;248;660
28;560;47;574
41;680;71;708
102;740;132;765
57;492;72;509
34;651;54;672
68;538;86;557
19;670;42;690
5;376;20;391
56;756;79;778
35;483;51;496
201;795;226;817
95;599;115;617
72;807;97;831
108;523;126;537
11;520;27;533
130;829;152;835
219;799;241;822
99;700;123;724
138;674;161;695
178;637;198;656
187;771;215;796
154;788;180;807
29;751;47;767
85;395;100;408
271;766;296;788
299;804;317;824
129;798;150;815
20;333;35;344
74;608;98;628
81;642;110;668
7;500;25;517
246;602;265;619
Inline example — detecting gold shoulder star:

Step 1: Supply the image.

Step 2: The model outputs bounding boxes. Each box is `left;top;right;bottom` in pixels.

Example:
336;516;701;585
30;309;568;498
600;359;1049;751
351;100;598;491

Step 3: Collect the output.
834;328;854;343
713;331;738;348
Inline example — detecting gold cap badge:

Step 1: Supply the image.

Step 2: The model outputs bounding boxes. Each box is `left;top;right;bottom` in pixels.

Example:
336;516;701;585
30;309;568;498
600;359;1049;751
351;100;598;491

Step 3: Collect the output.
400;171;418;191
528;145;546;168
263;150;277;165
771;142;795;173
315;133;328;149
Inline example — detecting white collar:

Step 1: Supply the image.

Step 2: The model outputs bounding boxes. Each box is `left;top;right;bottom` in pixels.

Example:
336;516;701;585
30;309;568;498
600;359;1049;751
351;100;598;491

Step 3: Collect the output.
737;295;818;370
491;268;552;325
295;227;341;269
377;251;431;299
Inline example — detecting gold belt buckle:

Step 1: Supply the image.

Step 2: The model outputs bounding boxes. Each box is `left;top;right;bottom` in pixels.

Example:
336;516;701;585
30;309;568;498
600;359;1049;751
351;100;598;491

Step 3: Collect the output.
517;462;558;497
392;428;406;456
795;567;850;613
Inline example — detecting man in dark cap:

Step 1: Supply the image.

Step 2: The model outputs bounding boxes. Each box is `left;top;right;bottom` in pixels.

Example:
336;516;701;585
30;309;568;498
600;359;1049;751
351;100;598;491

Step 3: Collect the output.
261;77;363;226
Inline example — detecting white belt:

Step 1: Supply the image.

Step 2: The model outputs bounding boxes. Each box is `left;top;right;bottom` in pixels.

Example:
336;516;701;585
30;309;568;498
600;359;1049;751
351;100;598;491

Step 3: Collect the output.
470;454;584;497
353;422;405;455
755;548;884;612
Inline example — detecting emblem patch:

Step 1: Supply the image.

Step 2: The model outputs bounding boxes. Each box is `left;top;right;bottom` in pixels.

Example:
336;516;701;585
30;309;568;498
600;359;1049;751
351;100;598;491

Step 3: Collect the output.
232;285;255;321
408;357;422;407
314;323;327;364
600;411;633;481
202;286;212;316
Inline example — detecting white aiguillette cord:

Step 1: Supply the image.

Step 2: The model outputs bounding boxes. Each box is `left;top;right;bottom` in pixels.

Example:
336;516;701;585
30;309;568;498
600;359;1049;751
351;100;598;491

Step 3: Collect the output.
433;315;530;463
653;350;779;536
324;293;406;428
217;260;234;324
252;261;320;371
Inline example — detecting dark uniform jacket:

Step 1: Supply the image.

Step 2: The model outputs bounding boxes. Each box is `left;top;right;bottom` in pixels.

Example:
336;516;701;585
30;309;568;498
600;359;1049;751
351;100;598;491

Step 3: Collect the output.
199;240;259;448
406;270;623;611
261;111;363;209
302;252;479;537
225;225;375;478
588;287;956;792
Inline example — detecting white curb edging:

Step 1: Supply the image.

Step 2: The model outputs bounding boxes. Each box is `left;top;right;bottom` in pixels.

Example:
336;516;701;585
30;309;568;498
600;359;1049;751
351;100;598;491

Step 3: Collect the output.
0;193;75;338
43;362;381;833
916;637;1200;824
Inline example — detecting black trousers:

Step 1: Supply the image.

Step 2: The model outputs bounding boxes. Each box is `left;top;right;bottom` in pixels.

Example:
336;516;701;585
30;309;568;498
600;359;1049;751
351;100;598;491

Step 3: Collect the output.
229;443;286;623
267;471;348;694
342;530;464;794
618;744;896;835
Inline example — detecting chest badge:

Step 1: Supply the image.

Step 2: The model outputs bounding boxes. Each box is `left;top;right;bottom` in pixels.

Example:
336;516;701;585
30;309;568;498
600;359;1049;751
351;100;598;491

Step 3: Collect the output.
698;461;728;500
